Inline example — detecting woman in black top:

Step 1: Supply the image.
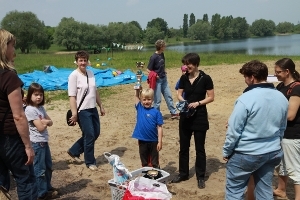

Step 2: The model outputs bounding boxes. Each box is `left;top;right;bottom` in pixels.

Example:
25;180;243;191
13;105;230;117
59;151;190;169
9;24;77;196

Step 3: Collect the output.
171;53;214;189
273;58;300;199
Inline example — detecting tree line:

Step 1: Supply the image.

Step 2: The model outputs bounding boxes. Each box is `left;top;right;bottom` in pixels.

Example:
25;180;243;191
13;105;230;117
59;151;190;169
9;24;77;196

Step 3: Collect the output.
1;10;299;53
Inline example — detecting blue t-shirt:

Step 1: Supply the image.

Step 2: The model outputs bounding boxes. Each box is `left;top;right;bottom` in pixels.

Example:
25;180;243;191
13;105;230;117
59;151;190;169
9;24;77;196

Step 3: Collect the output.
132;102;163;142
175;79;185;98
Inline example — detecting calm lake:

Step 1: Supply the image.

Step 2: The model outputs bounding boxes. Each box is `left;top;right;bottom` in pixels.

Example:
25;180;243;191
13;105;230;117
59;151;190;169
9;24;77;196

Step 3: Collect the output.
146;34;300;56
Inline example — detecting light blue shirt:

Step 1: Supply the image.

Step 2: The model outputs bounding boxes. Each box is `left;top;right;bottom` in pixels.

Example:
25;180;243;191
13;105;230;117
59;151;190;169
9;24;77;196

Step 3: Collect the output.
223;84;288;157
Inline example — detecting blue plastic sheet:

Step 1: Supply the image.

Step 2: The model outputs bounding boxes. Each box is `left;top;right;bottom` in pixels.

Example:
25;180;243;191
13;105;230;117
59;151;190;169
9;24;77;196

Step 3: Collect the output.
18;66;148;91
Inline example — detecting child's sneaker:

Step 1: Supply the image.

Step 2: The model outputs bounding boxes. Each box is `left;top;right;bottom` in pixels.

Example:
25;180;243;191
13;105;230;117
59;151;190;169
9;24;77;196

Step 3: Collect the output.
67;150;82;163
171;113;179;119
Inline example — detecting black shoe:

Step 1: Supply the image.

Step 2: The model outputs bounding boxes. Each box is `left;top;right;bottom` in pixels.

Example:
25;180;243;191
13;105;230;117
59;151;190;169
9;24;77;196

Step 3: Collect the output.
197;179;205;189
171;175;189;183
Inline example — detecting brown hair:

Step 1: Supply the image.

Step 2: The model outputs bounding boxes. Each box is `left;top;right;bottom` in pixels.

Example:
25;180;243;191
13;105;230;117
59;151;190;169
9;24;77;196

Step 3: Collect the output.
155;40;166;51
75;50;89;61
275;58;300;81
26;83;45;106
239;60;268;82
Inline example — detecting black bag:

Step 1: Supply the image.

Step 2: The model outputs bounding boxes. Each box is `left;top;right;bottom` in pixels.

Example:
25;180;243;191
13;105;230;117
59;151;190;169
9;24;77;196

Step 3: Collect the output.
66;72;89;126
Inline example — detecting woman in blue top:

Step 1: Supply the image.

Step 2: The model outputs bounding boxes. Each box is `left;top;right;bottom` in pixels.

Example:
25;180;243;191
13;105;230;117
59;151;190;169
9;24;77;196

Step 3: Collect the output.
223;60;288;199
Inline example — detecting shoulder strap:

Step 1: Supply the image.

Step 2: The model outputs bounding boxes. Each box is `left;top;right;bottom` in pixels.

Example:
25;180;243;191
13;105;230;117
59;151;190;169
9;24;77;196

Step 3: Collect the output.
77;72;89;110
287;81;300;96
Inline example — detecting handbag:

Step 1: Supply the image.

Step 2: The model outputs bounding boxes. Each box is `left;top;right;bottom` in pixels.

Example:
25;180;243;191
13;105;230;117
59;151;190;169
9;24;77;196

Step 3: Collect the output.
66;72;89;126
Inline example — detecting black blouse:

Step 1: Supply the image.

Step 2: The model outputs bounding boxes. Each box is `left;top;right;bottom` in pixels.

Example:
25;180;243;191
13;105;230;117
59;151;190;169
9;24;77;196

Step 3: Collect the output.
178;70;214;131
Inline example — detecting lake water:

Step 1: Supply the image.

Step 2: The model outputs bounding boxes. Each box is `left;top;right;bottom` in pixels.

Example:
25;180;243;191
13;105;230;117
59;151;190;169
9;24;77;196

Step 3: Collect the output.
146;34;300;56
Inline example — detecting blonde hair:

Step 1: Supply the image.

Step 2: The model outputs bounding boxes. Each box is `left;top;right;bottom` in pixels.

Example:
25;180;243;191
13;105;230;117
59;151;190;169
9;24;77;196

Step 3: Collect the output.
155;39;166;51
140;88;154;99
0;29;16;70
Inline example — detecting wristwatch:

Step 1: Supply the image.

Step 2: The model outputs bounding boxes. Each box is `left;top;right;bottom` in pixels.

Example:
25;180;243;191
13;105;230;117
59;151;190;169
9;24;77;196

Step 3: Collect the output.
198;101;201;106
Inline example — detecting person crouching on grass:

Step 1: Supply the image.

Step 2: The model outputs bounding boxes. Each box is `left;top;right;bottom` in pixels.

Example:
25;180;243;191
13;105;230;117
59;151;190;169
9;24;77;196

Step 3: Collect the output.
132;88;163;168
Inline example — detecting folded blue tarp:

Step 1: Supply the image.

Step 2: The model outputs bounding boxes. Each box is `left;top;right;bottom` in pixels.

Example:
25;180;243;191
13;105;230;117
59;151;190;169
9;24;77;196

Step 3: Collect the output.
18;66;148;91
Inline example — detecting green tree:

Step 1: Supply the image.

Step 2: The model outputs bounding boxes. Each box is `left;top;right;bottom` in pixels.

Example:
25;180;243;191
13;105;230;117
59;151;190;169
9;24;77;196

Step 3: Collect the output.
144;27;164;44
276;22;294;33
231;17;249;39
187;21;210;41
35;22;51;50
146;18;168;36
294;23;300;33
250;19;276;36
54;17;82;50
210;13;221;38
203;14;209;22
1;10;49;53
129;20;144;40
189;13;196;27
183;14;188;37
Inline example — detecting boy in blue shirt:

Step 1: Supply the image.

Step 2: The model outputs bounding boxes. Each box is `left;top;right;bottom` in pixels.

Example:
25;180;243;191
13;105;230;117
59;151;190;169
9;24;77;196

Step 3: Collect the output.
132;88;164;168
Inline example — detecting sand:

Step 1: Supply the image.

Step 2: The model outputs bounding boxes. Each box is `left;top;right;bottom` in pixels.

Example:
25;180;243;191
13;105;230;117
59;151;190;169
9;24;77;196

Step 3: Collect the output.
9;61;300;199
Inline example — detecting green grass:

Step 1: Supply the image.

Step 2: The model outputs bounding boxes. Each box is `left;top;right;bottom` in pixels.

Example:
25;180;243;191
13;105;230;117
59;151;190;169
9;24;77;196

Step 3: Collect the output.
15;48;300;101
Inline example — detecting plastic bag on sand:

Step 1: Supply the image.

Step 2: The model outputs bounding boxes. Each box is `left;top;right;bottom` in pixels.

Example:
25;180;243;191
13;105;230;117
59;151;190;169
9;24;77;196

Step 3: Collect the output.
125;177;172;200
104;152;132;184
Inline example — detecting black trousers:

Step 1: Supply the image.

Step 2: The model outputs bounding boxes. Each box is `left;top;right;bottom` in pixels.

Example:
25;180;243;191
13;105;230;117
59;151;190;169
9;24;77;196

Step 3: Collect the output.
138;140;160;169
179;129;207;180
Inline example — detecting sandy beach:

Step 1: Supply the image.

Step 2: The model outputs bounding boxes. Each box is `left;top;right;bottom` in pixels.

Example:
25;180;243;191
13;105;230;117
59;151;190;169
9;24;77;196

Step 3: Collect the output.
9;60;300;199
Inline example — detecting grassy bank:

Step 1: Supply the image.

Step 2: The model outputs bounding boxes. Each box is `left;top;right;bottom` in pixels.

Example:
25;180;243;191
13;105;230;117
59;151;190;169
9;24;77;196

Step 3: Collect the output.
15;51;300;74
15;51;300;101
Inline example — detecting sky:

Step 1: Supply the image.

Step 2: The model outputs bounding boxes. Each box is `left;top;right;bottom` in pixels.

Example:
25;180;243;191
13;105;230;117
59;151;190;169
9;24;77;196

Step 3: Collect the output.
0;0;299;29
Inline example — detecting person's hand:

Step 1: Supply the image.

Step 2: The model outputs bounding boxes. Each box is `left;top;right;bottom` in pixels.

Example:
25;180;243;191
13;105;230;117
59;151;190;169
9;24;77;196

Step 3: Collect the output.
41;119;49;126
69;115;77;125
188;102;199;109
223;157;229;162
100;107;105;116
157;142;162;151
25;147;35;165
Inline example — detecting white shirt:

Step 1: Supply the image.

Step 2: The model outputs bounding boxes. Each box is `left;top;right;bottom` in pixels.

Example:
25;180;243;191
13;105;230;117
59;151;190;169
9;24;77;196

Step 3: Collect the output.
68;69;97;112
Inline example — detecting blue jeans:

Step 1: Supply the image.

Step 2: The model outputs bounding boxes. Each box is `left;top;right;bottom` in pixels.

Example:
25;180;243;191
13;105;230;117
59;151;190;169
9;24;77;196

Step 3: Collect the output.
0;134;37;200
154;76;176;114
32;142;53;198
69;107;100;167
225;150;283;200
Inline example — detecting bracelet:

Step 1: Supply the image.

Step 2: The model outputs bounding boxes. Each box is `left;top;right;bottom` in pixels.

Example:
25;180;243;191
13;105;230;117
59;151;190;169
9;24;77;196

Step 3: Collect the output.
198;101;201;106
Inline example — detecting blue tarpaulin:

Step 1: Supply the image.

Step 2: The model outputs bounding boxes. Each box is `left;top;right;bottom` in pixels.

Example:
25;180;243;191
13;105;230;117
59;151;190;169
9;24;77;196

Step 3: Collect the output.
18;66;147;91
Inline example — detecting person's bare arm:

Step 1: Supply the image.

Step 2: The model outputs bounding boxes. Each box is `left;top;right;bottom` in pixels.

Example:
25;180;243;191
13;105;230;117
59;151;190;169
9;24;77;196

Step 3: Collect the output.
43;113;53;126
287;96;300;121
8;87;34;165
157;125;163;151
69;96;77;125
96;89;105;116
33;119;47;132
134;89;140;106
177;89;185;101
